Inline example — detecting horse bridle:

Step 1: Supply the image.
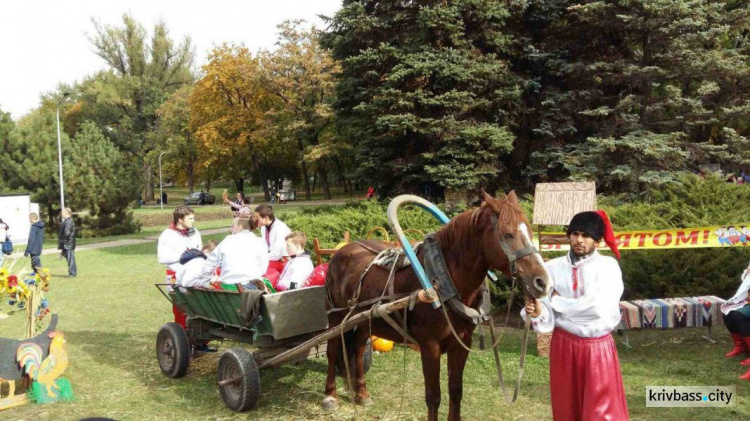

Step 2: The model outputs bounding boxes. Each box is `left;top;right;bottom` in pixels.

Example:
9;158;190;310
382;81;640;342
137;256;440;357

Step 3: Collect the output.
490;214;541;290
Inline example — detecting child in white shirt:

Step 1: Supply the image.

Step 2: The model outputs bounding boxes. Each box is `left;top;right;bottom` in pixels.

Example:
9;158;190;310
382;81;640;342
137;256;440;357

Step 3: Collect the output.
275;231;314;291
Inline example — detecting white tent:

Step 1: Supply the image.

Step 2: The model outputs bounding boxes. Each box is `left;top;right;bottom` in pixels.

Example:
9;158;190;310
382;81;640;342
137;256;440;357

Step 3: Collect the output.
0;194;34;245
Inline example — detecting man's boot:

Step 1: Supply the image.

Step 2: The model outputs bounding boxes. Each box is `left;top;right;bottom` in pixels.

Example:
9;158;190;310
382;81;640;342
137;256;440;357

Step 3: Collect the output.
741;337;750;365
726;333;746;357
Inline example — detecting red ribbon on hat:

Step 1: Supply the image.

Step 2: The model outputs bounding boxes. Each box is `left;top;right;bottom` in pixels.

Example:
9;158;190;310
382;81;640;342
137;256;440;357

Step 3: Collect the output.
595;210;620;259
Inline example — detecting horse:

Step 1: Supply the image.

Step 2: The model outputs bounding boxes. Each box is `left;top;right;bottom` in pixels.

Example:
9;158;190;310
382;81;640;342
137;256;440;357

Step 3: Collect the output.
323;190;551;420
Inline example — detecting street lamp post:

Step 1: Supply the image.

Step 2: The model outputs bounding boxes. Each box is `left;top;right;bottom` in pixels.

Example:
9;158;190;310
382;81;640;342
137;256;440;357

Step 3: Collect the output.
56;92;70;210
159;152;168;210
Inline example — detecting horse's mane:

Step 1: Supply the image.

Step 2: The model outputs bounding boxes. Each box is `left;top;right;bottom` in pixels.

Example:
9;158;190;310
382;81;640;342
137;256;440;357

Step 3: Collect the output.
433;198;528;264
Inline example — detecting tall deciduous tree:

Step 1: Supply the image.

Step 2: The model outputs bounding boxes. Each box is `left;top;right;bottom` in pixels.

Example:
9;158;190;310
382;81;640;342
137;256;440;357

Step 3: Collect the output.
155;86;198;193
261;20;340;200
322;1;521;198
190;45;290;200
86;14;195;201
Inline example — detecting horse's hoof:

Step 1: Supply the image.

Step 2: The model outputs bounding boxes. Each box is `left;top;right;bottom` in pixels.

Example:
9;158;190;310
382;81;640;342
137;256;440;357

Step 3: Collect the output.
355;396;373;406
322;396;339;411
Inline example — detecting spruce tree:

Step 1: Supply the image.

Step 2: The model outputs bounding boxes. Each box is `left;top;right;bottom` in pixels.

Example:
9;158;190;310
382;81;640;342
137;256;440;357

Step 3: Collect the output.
523;0;750;194
322;1;522;198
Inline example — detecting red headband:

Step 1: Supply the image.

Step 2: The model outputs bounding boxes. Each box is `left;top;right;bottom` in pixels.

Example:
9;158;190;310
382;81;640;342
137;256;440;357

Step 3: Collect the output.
595;210;620;259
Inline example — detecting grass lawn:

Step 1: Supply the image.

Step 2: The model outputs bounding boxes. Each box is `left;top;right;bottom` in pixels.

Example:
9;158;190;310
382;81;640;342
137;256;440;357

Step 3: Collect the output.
1;239;749;420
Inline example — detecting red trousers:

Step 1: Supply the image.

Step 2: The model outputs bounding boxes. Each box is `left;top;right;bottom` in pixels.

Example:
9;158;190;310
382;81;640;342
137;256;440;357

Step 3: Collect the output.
268;259;285;273
167;269;187;328
550;328;629;421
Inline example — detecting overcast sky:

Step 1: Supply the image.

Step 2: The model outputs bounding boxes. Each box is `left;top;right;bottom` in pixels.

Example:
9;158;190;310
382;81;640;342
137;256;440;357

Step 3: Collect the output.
0;0;342;119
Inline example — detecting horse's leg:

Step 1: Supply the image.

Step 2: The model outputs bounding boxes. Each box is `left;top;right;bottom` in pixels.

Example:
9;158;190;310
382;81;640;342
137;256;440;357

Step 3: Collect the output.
447;342;471;421
420;341;442;421
323;317;343;411
353;326;373;406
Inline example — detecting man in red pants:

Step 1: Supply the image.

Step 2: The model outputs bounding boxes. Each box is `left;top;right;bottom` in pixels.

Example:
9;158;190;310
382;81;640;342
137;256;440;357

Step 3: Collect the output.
523;210;629;420
720;261;750;379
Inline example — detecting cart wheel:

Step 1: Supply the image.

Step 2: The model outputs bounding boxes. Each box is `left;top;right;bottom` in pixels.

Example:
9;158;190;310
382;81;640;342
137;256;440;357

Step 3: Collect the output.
217;348;261;412
336;337;372;379
156;322;190;378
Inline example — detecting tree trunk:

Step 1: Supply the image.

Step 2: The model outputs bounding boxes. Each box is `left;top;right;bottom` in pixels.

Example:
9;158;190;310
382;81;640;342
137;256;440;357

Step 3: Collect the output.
187;159;195;194
253;153;271;201
47;203;55;228
300;159;312;201
347;180;354;197
332;157;349;195
312;172;317;192
144;164;154;202
205;178;213;192
319;166;332;200
235;178;245;194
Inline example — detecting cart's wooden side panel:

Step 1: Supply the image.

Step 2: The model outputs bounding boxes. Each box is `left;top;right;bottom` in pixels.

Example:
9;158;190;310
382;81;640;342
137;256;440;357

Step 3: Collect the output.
256;286;329;340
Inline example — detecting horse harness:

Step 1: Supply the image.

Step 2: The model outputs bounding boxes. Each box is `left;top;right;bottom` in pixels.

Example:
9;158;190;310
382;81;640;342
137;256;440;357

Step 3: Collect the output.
326;215;543;404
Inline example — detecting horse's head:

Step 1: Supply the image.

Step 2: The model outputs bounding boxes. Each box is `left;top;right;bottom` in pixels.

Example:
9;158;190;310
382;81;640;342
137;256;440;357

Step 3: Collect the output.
480;190;550;299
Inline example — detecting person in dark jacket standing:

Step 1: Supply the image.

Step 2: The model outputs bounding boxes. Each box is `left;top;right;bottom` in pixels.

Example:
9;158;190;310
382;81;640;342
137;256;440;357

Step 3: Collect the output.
24;213;45;273
58;208;77;277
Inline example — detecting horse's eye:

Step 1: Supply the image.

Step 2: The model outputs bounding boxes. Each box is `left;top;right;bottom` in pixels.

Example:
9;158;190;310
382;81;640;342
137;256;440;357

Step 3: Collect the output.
504;233;514;240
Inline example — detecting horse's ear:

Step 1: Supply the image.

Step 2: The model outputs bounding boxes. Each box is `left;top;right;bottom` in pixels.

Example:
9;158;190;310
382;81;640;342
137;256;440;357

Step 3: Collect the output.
480;189;501;211
507;190;519;204
480;189;494;205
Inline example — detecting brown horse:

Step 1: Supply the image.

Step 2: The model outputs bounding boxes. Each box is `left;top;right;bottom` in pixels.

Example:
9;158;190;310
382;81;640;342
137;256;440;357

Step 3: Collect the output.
323;191;551;420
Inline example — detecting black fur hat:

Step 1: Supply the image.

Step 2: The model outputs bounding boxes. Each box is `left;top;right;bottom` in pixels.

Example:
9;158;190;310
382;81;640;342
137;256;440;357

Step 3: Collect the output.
566;211;605;241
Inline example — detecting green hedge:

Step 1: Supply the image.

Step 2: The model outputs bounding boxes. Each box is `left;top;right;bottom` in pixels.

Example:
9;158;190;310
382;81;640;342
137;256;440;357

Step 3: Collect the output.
136;209;234;227
281;175;750;304
601;175;750;300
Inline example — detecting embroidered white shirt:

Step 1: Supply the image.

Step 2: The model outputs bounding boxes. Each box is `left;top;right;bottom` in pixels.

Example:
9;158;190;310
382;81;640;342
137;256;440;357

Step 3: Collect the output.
721;261;750;314
521;250;624;338
260;219;292;261
198;231;269;285
157;228;202;272
276;254;315;291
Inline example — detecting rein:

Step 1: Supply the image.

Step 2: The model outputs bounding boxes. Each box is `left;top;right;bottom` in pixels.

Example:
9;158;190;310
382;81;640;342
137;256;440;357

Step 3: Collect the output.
386;195;543;404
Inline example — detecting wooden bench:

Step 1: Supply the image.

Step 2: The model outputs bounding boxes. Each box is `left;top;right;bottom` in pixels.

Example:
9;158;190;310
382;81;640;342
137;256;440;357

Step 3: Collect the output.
616;295;726;347
312;231;350;266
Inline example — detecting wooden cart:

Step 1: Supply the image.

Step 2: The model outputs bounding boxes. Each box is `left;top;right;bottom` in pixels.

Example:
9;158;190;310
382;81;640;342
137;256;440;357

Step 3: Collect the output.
154;284;415;412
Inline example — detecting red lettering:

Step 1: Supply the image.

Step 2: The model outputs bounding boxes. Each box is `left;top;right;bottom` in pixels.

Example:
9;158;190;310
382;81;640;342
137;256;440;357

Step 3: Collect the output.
653;232;673;247
633;233;652;247
675;230;700;246
616;233;632;248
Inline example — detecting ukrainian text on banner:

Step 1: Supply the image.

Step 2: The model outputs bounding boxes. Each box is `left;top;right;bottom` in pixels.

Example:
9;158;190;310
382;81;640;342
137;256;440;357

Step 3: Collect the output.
537;224;750;252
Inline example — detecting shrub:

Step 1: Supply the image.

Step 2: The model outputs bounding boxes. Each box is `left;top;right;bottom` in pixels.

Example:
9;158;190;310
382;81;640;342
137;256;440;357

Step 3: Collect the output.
282;176;750;305
136;209;233;227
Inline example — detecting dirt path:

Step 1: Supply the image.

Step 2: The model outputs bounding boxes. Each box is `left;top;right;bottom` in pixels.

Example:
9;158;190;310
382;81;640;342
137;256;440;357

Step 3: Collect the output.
7;227;233;258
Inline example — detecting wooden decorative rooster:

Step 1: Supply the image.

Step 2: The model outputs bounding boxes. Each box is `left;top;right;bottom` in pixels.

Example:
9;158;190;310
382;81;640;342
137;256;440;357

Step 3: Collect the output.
17;331;68;398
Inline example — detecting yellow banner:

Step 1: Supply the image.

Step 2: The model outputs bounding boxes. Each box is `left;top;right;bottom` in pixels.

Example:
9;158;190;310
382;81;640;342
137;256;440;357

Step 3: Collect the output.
537;223;750;252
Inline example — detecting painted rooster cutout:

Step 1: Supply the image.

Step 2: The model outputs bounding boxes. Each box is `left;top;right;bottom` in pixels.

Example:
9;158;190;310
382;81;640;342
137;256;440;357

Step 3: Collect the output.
17;332;68;397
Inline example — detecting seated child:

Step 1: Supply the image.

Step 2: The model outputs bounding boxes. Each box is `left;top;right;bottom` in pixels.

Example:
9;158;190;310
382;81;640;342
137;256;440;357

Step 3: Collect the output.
176;240;218;288
274;231;314;292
